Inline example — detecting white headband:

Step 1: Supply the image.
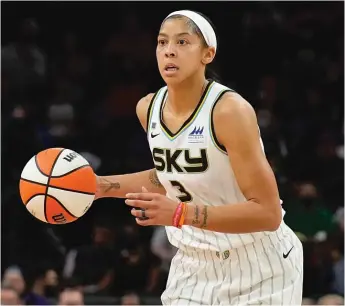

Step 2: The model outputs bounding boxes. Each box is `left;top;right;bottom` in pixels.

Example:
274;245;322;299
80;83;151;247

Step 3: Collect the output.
165;10;217;52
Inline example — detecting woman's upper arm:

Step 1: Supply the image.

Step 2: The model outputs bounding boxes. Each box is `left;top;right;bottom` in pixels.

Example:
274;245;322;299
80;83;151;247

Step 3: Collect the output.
213;93;281;214
136;93;155;132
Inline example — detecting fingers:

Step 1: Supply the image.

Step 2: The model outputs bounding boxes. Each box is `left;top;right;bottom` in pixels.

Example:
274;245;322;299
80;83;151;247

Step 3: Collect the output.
126;192;159;201
127;188;158;226
125;199;152;209
135;218;153;226
131;208;154;219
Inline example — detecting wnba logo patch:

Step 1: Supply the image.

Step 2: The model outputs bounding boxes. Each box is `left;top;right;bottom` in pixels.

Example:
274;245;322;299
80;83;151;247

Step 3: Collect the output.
188;126;204;143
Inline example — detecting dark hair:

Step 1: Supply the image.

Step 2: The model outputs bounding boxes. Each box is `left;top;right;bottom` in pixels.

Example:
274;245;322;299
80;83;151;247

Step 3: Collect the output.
164;11;222;82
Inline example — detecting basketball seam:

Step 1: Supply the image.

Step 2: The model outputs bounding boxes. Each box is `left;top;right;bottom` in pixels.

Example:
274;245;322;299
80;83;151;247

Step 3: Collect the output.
34;154;51;177
46;194;78;219
24;193;79;220
24;193;46;205
43;149;66;222
20;178;95;195
49;165;90;178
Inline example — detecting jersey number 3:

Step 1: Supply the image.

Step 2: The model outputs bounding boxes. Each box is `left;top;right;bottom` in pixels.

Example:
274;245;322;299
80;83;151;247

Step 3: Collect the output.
170;180;193;202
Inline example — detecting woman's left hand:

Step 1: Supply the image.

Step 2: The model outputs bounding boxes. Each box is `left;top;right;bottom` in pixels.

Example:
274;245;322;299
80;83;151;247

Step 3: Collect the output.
125;187;179;226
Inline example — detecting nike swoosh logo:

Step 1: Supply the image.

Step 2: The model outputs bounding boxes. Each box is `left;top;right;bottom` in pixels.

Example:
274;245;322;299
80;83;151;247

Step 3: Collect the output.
151;133;160;138
283;246;294;258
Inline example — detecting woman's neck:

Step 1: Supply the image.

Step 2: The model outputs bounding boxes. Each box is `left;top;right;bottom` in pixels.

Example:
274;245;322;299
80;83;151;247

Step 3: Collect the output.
166;74;209;115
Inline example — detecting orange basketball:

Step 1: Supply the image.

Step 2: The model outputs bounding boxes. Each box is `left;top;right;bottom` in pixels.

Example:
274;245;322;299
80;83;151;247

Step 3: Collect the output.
19;148;96;224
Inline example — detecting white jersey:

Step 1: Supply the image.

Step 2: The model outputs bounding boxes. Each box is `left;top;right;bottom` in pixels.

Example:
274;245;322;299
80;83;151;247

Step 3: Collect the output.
147;81;284;252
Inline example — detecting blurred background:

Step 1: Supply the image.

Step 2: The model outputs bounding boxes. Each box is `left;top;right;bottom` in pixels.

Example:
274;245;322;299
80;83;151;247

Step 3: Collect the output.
1;1;344;305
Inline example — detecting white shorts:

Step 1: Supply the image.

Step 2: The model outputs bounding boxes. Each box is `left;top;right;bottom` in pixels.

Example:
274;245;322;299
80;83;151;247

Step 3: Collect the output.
161;223;303;305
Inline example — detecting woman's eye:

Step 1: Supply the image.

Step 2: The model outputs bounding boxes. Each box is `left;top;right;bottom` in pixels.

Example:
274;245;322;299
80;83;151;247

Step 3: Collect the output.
178;39;187;45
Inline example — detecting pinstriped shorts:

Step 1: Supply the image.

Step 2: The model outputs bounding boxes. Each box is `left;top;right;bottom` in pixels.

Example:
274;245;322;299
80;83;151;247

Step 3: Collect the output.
161;224;303;305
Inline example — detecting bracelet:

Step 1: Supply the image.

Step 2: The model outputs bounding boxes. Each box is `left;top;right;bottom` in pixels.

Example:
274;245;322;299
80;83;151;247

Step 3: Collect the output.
172;202;185;228
178;203;188;228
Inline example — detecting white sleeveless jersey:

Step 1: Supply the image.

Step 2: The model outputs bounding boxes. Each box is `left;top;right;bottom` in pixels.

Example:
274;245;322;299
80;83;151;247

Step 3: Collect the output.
147;81;284;252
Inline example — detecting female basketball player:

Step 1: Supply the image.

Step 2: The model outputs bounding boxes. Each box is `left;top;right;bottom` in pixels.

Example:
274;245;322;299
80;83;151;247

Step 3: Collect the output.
96;10;303;305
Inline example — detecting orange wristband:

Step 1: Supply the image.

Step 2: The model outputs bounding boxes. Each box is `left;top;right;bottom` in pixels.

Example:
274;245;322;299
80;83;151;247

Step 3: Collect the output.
178;203;188;228
172;202;185;228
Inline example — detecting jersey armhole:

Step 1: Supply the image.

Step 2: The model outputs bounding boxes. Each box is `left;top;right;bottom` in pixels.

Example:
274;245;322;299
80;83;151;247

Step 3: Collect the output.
210;90;232;155
146;90;160;133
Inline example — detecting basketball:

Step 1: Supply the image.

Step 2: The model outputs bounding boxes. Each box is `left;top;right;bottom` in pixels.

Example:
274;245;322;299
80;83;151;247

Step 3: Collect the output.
19;148;97;224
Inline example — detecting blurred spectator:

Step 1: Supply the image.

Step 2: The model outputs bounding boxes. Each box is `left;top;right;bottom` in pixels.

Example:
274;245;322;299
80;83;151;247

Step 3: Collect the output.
333;207;344;232
302;297;316;305
331;248;344;296
58;287;84;305
62;220;116;295
118;221;142;250
1;285;23;305
302;240;334;298
114;243;161;295
2;266;26;300
317;294;344;305
284;182;335;240
151;226;177;291
52;32;91;86
24;265;54;305
102;11;153;82
120;292;142;305
330;207;344;296
47;80;76;140
313;132;344;208
44;269;59;298
2;18;46;107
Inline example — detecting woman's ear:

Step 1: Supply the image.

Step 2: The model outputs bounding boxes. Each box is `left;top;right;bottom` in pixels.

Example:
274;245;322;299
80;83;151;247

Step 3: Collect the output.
202;47;216;65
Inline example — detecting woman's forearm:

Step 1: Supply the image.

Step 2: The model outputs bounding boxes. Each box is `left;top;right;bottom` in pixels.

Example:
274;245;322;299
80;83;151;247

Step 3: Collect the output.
97;169;166;199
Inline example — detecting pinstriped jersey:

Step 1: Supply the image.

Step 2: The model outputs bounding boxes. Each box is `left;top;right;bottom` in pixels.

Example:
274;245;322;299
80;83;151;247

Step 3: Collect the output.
147;81;284;252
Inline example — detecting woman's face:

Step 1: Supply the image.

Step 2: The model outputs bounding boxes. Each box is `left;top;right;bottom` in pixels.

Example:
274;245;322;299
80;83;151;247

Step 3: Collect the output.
156;17;215;85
